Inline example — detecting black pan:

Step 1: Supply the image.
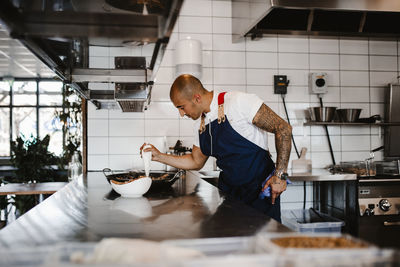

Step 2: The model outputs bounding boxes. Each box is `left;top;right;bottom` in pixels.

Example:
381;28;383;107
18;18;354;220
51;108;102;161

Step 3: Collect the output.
102;168;183;188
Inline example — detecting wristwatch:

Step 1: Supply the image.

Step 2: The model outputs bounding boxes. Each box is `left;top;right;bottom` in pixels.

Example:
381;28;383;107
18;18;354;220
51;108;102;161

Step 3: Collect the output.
275;171;289;181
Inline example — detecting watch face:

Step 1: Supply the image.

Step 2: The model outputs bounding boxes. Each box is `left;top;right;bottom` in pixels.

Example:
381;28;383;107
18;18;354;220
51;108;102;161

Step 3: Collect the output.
280;173;288;180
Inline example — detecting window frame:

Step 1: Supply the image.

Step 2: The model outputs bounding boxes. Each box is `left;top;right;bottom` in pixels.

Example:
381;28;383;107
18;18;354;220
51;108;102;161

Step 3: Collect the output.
0;77;65;157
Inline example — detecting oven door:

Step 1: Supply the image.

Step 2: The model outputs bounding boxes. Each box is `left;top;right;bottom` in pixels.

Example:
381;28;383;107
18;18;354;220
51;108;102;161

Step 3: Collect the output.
358;215;400;248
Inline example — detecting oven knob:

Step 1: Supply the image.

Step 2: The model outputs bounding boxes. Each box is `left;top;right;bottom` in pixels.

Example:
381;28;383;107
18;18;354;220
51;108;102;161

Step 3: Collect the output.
364;208;374;216
379;199;391;212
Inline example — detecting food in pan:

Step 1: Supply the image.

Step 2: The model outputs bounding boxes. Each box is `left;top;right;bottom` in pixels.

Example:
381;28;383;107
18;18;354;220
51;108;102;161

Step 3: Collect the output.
111;179;133;185
342;167;376;176
271;236;368;248
130;173;169;181
151;173;169;180
110;173;170;184
110;175;146;185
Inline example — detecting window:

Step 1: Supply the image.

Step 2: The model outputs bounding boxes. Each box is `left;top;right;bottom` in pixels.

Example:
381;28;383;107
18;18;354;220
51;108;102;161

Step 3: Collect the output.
0;108;10;156
39;107;63;156
12;107;37;139
0;79;67;157
0;82;10;105
12;81;37;105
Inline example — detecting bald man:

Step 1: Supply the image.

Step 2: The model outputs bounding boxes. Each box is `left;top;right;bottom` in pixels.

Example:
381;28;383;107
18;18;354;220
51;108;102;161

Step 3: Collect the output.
141;74;292;222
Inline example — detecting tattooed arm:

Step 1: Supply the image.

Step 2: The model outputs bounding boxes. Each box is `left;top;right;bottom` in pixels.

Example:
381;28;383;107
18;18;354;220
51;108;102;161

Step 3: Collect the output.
252;103;292;204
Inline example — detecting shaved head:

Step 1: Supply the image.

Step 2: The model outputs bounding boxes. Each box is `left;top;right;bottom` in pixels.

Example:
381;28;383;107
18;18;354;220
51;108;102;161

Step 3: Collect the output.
170;74;206;101
170;74;213;120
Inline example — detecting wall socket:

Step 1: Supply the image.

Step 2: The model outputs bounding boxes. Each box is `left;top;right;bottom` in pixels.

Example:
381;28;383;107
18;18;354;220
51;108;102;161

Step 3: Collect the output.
309;72;328;94
274;75;289;94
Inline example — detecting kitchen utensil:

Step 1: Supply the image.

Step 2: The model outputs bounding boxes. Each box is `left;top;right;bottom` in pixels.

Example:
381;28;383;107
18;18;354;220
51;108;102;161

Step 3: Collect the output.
142;144;152;177
336;109;362;122
291;147;312;174
103;168;183;188
357;114;381;123
309;107;337;122
308;107;316;121
110;176;152;198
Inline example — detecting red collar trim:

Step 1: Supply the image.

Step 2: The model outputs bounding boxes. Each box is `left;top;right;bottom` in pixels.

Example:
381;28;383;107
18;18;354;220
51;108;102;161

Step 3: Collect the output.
218;92;227;105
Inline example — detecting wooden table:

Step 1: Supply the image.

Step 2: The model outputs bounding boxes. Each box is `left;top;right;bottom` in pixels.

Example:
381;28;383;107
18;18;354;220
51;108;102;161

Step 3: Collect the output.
0;182;68;196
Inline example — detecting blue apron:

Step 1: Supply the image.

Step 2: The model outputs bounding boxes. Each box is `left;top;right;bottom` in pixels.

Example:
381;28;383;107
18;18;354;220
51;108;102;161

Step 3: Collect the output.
199;93;281;222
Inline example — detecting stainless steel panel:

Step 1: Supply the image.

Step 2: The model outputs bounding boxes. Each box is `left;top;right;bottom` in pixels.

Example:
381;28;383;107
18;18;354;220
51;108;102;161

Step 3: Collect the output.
232;0;272;42
117;100;145;112
385;84;400;159
71;69;147;83
271;0;400;12
233;0;400;41
0;0;183;111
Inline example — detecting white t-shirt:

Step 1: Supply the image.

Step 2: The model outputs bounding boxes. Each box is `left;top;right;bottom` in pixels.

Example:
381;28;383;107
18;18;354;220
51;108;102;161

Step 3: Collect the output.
194;90;269;151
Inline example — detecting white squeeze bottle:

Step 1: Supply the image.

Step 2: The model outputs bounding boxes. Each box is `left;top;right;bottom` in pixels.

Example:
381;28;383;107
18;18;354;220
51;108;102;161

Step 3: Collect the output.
142;144;152;177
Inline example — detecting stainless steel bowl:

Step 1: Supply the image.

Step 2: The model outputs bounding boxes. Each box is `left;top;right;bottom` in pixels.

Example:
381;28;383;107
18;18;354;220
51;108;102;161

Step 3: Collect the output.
309;107;337;122
337;109;362;122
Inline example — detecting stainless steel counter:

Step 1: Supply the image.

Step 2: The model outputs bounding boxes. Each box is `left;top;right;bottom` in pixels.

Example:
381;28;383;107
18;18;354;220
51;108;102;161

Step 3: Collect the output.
0;171;290;248
192;169;357;182
288;169;357;182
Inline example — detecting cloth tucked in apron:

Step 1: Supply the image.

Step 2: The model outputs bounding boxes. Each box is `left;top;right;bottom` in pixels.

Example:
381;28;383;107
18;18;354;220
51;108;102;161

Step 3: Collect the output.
199;92;281;222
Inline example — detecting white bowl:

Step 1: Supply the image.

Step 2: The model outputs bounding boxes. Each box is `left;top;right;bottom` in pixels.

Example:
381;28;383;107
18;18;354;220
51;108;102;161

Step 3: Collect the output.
110;177;152;198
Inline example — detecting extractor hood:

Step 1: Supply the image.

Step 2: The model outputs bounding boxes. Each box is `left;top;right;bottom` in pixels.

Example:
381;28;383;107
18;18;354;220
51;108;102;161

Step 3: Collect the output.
0;0;183;112
233;0;400;41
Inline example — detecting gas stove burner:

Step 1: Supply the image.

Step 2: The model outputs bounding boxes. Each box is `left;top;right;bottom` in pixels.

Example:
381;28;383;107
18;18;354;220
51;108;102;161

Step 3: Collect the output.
105;0;168;15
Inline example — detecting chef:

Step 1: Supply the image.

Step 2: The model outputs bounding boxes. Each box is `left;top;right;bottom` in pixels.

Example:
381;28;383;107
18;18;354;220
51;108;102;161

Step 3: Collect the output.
141;74;292;222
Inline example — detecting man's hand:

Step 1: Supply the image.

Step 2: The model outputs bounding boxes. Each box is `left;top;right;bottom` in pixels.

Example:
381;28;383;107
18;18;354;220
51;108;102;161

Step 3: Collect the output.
263;175;287;205
140;143;162;161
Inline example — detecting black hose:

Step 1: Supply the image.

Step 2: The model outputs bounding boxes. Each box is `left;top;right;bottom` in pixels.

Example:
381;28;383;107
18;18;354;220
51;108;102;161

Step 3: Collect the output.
319;97;336;166
281;95;300;158
281;95;306;209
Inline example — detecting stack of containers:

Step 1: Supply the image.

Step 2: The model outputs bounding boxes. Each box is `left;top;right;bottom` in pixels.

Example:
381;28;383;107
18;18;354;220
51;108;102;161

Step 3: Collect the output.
281;209;345;233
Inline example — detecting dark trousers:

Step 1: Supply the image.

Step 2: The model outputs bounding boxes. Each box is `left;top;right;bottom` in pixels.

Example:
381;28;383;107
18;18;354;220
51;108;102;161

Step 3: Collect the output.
249;196;281;223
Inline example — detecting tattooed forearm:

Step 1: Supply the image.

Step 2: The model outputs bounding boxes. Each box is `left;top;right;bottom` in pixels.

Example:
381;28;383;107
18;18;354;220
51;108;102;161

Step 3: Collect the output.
252;103;292;173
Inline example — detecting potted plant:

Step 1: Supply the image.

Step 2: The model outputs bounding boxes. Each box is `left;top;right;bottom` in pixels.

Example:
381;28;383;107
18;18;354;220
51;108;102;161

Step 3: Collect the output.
9;134;64;216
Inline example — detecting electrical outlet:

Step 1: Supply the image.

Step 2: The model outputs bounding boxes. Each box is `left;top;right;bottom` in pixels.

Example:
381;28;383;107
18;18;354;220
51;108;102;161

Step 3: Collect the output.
309;73;328;94
274;75;288;94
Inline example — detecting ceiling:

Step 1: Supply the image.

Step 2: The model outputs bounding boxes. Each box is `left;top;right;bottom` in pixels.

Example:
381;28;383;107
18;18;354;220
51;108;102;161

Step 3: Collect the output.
0;24;55;79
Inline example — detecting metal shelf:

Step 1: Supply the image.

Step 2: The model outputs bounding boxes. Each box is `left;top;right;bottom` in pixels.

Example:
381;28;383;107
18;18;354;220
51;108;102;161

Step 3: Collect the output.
303;122;400;126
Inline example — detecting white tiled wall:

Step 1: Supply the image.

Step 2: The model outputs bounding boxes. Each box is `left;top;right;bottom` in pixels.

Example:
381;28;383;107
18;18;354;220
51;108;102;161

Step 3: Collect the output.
87;0;400;210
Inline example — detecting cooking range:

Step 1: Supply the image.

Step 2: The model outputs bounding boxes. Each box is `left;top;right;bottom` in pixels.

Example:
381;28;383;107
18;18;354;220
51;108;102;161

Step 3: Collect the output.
316;161;400;248
357;175;400;248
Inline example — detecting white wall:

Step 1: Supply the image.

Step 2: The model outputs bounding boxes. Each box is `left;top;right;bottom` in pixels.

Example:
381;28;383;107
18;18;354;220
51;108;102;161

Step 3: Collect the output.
87;0;400;210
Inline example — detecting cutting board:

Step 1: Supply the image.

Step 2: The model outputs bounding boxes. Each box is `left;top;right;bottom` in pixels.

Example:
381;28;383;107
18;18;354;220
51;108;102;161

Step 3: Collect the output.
292;147;312;174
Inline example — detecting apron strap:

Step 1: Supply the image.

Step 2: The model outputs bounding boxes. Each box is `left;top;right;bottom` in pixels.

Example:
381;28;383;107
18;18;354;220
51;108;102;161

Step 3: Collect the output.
218;92;227;124
199;113;206;134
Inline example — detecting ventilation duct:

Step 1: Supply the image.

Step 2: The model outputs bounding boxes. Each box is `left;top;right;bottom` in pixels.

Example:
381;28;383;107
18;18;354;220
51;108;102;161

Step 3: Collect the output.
233;0;400;41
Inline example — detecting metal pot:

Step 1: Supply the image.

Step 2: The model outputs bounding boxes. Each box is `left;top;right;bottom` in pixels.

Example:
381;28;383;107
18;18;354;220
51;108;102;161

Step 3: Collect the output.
337;109;362;122
309;107;337;122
